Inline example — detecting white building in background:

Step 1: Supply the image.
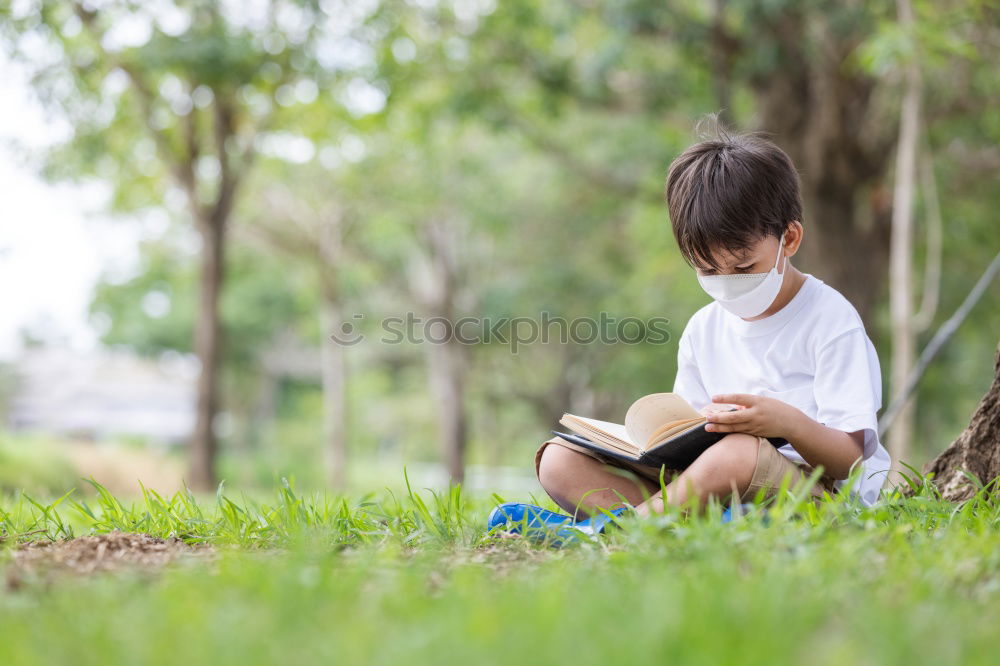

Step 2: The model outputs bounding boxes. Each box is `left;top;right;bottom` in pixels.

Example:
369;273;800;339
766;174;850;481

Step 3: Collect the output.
6;346;197;444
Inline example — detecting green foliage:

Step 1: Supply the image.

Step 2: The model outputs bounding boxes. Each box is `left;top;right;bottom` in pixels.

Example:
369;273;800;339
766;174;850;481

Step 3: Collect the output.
2;0;997;475
2;4;997;659
2;475;1000;664
91;239;311;359
0;473;478;548
1;0;346;209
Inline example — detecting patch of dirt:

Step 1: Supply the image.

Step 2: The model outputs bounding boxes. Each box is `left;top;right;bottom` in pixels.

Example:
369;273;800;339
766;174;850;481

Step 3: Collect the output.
5;531;213;589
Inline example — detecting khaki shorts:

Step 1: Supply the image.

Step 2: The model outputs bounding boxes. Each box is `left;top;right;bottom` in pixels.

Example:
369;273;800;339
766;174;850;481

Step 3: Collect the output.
535;434;836;504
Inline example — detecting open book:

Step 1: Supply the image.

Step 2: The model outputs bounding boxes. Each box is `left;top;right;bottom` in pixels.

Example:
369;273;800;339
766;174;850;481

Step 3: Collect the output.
554;393;785;470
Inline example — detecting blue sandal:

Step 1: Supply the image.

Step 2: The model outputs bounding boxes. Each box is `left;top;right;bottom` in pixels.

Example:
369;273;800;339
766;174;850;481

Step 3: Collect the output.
486;502;632;547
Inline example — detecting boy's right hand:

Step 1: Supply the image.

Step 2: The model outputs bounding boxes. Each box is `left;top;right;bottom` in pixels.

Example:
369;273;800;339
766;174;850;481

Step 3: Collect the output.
699;403;745;417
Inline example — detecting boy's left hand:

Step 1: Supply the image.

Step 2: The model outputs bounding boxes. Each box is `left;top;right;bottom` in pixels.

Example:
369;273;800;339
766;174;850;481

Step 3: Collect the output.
703;393;803;439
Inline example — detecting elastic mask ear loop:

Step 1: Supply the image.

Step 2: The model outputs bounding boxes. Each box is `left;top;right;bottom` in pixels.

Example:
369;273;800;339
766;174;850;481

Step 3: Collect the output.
775;231;787;274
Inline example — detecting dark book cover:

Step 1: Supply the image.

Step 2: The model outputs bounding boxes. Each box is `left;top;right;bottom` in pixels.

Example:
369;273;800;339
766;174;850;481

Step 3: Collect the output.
551;427;788;471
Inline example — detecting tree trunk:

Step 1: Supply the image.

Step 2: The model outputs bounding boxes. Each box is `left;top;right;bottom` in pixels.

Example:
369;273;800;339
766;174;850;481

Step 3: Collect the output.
319;295;349;490
886;0;922;477
794;190;891;326
708;0;736;128
189;217;226;491
917;342;1000;501
411;218;469;485
317;209;350;490
184;94;240;492
750;11;895;328
427;333;468;484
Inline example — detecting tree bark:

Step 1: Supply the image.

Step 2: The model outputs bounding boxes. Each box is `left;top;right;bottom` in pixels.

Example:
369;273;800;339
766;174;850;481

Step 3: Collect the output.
708;0;736;127
315;205;350;490
189;216;226;491
917;343;1000;501
749;11;895;327
186;95;242;492
319;290;349;490
411;218;469;485
427;333;469;484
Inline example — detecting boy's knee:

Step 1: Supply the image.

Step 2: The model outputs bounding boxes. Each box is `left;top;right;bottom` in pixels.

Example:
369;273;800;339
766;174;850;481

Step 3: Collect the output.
537;443;592;493
691;433;759;480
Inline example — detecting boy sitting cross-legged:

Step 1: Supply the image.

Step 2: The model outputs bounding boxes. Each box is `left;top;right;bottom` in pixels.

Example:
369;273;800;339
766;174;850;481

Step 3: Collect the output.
489;124;891;538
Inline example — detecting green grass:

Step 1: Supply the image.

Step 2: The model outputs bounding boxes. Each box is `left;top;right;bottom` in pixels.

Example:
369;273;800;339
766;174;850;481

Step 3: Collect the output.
1;469;999;666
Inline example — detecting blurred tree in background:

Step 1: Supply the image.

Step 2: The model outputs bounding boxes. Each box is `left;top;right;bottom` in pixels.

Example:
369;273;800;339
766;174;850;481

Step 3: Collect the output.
2;0;354;489
1;0;996;491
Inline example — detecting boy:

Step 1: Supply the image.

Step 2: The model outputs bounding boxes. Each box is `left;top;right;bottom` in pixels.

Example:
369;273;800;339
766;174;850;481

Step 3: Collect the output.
491;125;890;532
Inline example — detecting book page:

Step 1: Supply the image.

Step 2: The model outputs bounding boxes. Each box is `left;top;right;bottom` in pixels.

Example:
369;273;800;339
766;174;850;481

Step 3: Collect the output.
559;415;638;454
647;418;704;444
624;393;703;450
565;416;631;443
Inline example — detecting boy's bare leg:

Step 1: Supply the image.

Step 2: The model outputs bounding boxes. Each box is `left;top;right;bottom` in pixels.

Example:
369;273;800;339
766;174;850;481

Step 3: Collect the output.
538;433;759;519
537;444;661;520
633;433;758;516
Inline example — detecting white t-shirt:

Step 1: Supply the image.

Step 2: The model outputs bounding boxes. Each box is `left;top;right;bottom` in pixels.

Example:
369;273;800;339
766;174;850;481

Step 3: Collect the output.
673;273;891;506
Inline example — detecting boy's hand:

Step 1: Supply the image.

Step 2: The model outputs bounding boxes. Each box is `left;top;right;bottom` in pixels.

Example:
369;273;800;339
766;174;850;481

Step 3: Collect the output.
698;403;745;417
703;393;803;439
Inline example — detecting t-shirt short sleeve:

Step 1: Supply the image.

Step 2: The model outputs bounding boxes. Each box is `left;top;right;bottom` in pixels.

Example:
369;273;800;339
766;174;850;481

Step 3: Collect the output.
812;327;883;460
673;326;712;411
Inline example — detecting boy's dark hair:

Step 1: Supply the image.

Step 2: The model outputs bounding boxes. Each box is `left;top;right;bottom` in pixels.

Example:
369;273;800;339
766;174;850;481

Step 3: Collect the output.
665;118;803;269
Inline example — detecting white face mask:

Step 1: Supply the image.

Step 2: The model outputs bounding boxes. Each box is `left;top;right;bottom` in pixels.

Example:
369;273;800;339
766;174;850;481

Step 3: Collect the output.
696;232;788;319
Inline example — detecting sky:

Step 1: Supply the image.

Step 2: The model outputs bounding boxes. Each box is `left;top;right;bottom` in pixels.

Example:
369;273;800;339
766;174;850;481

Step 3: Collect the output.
0;52;142;361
